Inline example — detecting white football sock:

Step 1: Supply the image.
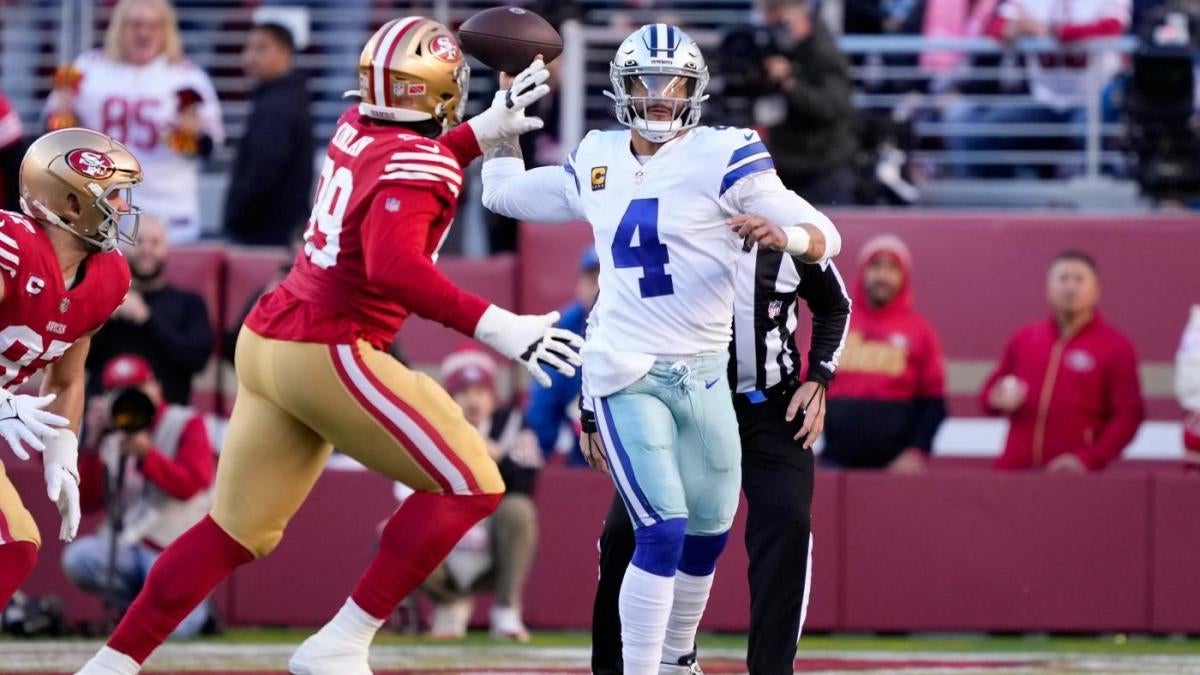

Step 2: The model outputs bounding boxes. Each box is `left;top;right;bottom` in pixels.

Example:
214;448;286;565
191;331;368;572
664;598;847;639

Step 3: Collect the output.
619;564;676;674
321;598;384;648
662;570;715;663
75;646;140;674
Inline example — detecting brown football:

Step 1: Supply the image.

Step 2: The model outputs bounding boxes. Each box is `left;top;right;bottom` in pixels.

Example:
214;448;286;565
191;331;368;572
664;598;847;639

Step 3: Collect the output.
458;6;563;74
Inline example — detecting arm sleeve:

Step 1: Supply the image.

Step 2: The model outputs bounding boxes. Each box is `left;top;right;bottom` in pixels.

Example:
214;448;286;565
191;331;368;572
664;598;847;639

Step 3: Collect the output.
908;323;949;451
797;261;851;385
525;372;576;456
139;415;214;500
439;122;482;168
193;69;225;146
1073;341;1145;469
143;293;213;375
481;158;584;223
724;170;843;264
361;183;490;335
980;334;1019;416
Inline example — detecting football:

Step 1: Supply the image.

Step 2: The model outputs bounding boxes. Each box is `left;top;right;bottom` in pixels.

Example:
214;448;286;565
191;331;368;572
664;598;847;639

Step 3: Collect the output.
457;6;563;74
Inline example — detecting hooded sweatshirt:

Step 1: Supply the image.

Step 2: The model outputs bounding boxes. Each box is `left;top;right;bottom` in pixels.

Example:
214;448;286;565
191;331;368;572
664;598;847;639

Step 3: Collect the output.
824;235;947;468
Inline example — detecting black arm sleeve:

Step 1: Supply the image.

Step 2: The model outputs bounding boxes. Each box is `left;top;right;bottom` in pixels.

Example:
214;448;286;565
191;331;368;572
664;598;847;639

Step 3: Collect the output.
796;260;851;386
908;397;948;453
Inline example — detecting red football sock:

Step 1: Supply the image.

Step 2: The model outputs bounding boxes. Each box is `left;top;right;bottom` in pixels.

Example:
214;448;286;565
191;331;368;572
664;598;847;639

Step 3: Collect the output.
351;491;500;619
108;516;253;663
0;541;37;607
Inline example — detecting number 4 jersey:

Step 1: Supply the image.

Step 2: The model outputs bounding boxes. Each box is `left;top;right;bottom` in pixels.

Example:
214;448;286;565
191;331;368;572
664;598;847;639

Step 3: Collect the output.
0;209;131;392
246;107;490;350
482;126;836;396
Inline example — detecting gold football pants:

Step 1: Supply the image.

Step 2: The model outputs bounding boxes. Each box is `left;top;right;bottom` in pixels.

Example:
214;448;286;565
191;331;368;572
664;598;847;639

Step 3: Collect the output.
211;328;504;558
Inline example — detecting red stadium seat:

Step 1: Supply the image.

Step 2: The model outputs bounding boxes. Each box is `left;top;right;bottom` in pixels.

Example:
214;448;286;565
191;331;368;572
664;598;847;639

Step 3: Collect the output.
163;246;226;413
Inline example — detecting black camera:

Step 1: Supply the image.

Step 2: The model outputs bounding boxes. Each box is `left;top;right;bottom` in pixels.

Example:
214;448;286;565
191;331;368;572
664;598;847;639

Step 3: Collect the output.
108;387;156;434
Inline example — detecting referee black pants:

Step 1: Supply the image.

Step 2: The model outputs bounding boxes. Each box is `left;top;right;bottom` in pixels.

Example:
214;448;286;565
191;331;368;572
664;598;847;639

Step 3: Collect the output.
591;385;815;675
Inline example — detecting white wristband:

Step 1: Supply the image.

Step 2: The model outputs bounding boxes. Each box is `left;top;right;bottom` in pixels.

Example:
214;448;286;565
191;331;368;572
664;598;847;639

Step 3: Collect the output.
44;429;80;483
783;225;812;257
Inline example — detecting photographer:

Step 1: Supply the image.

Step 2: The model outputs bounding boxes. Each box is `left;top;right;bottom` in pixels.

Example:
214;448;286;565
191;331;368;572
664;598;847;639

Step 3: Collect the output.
62;355;215;637
734;0;859;204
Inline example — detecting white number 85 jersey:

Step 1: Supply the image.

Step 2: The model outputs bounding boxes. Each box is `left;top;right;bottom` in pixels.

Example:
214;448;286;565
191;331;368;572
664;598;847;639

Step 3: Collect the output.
481;126;838;396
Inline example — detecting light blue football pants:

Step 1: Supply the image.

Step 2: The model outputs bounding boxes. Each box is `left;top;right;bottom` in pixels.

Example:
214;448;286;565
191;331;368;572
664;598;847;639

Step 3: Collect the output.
594;353;742;536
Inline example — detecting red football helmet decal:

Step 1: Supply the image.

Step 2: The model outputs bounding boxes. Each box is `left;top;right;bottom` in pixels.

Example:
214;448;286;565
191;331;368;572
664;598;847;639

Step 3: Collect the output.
65;148;116;180
430;34;460;63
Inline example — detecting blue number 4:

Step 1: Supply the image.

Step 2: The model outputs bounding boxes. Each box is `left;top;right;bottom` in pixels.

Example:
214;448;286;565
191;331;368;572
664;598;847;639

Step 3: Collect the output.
611;198;674;298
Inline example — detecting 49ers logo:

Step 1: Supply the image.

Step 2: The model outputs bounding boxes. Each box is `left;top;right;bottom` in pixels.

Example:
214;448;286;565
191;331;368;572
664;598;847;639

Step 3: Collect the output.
429;35;460;63
65;149;116;179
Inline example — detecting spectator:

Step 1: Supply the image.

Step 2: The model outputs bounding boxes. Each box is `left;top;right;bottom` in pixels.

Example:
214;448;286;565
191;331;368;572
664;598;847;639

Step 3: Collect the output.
981;251;1145;471
0;92;23;211
949;0;1131;176
45;0;224;243
223;22;314;246
87;216;213;405
421;348;541;642
1176;304;1200;470
823;234;948;471
63;354;215;637
524;248;600;465
759;0;859;204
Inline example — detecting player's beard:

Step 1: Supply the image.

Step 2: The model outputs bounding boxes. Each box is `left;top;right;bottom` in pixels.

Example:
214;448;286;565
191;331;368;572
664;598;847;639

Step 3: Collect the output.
131;260;165;284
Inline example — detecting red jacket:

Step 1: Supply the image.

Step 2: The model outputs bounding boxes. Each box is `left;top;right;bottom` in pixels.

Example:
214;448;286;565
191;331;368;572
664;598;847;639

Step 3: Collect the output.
79;405;215;514
982;313;1144;470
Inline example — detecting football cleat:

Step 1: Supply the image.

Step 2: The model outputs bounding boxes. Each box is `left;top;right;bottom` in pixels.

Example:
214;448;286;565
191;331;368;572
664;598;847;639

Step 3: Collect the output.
287;629;372;675
659;649;704;675
488;605;530;642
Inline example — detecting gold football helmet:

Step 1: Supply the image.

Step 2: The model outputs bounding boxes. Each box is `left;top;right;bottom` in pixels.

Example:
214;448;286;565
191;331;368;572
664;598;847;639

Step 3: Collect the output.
20;128;142;252
353;16;469;131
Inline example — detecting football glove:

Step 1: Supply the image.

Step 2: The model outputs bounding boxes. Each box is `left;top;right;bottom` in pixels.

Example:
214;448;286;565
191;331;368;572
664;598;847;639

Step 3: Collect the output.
467;58;551;152
44;430;80;542
474;305;583;387
0;392;69;461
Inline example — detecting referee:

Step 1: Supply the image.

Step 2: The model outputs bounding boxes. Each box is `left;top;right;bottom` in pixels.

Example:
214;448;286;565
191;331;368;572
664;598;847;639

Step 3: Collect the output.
586;242;851;675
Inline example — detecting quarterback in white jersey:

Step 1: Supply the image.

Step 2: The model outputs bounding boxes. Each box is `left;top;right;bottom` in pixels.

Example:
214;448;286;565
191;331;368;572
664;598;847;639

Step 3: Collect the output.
51;47;224;243
483;24;840;674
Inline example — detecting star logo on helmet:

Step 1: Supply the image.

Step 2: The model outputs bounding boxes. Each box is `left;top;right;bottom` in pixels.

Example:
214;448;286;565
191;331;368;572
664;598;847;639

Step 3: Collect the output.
429;35;459;63
65;149;116;180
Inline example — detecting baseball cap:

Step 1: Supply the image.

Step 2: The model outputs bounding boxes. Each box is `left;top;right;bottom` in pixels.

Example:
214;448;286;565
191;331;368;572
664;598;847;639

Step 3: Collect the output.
441;346;497;395
101;354;155;390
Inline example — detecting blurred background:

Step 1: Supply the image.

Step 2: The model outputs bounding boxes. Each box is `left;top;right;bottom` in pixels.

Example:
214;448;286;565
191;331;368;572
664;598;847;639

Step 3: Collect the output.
1;0;1199;668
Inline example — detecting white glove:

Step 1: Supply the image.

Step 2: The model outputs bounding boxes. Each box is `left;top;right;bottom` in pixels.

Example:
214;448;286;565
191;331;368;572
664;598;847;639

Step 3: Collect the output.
474;305;584;387
0;392;69;460
44;430;80;542
467;58;551;152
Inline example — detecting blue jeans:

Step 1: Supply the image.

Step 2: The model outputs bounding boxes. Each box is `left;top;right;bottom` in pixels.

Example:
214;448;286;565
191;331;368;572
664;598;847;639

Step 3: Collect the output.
595;354;742;536
62;532;210;637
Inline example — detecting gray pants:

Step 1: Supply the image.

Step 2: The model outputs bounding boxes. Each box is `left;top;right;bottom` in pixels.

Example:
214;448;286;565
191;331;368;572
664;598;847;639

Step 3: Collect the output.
423;494;538;609
61;532;210;637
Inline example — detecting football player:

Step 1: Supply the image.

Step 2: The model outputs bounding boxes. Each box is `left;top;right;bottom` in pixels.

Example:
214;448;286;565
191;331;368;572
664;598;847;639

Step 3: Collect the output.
0;128;141;606
481;24;841;674
77;17;578;675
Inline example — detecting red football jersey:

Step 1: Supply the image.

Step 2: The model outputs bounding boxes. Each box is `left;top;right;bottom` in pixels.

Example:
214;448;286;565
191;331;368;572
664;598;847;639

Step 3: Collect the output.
0;209;131;392
247;107;488;350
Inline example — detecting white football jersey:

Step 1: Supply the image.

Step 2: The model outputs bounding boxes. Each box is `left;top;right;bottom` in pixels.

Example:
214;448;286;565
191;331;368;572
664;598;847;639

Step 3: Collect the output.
567;126;773;395
66;51;225;243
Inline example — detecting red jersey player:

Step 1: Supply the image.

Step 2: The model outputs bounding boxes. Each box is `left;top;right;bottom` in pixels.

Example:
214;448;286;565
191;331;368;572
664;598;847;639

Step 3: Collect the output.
0;127;140;607
79;17;578;675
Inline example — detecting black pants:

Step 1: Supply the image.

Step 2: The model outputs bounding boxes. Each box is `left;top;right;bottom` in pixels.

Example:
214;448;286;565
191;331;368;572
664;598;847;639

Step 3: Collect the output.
591;386;815;675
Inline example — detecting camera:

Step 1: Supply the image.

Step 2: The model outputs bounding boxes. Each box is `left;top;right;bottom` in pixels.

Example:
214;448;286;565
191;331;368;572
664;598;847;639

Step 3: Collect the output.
108;387;156;434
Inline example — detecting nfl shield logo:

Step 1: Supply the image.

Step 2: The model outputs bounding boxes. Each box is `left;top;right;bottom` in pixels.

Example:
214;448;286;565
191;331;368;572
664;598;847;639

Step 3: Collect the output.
767;300;782;319
59;298;70;313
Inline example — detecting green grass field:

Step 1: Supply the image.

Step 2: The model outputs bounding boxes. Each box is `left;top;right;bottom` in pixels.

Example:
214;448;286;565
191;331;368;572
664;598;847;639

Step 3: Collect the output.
3;630;1200;673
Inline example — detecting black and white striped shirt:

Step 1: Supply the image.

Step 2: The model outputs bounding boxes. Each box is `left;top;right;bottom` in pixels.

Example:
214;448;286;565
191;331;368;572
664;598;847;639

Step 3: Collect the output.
729;247;852;395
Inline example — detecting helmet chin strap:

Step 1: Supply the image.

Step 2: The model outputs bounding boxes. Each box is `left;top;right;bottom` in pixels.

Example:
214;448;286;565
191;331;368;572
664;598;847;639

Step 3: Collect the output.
24;197;117;252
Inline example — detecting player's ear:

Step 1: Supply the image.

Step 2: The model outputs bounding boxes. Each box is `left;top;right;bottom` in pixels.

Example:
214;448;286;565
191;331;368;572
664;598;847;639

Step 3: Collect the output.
67;193;82;216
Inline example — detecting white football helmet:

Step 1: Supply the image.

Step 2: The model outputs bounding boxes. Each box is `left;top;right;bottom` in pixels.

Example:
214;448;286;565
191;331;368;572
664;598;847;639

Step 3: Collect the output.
605;24;710;143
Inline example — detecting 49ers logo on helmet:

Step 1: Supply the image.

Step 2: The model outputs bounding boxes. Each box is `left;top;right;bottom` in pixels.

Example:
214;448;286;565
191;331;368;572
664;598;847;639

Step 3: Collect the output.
430;34;460;63
65;149;116;180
